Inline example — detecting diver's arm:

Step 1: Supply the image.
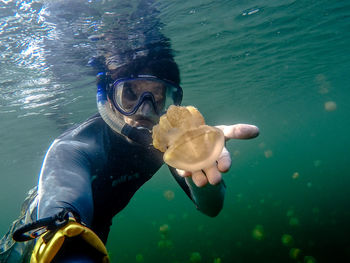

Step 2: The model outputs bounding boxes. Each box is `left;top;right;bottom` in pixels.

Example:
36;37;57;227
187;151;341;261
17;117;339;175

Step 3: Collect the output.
35;118;109;263
169;167;225;217
37;138;94;226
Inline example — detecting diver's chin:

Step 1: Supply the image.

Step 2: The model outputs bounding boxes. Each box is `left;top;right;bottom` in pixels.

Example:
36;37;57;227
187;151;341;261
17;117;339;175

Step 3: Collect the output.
133;119;155;130
124;116;157;130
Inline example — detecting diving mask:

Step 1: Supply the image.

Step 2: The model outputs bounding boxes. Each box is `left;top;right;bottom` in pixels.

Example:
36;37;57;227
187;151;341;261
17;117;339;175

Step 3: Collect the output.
108;75;183;116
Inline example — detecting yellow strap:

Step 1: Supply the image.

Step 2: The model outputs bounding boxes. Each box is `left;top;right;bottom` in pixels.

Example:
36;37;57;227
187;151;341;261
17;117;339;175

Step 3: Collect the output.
30;220;109;263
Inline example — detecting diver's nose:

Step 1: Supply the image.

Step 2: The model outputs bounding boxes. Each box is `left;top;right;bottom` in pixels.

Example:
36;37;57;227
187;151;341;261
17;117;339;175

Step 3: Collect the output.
138;99;157;117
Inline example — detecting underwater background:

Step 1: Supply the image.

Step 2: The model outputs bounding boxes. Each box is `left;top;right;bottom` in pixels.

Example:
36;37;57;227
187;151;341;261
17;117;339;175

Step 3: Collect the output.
0;0;349;262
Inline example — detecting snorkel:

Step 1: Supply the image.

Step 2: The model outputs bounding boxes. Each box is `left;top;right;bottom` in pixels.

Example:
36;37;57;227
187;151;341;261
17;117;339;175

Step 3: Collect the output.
96;72;153;146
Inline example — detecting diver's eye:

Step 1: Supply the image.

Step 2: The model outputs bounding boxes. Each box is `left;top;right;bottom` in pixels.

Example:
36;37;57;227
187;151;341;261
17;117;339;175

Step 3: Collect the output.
151;84;166;101
124;87;138;101
154;93;164;102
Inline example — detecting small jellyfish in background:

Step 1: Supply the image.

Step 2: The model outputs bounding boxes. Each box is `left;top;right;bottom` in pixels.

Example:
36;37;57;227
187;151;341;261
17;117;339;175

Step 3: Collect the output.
252;224;264;240
135;253;144;262
264;149;273;158
259;142;266;149
289;217;300;226
281;234;294;247
315;74;331;94
213;257;222;263
304;255;317;263
163;190;175;201
157;239;173;249
286;208;295;218
189;252;202;263
292;172;300;179
158;224;173;248
324;101;337;111
289;248;302;260
159;224;170;238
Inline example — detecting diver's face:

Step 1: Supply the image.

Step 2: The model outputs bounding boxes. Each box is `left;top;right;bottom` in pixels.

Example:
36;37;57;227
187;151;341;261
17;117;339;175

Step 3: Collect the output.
122;80;165;129
123;102;160;129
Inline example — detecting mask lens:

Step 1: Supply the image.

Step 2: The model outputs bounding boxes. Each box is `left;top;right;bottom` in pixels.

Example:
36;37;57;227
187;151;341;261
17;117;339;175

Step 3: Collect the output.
111;77;182;115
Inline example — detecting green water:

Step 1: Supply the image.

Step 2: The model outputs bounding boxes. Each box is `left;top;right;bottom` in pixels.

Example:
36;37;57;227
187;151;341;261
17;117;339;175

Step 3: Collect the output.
1;0;350;262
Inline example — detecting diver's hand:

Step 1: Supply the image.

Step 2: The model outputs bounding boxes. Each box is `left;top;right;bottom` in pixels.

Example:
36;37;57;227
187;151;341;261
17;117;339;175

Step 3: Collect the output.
176;124;259;187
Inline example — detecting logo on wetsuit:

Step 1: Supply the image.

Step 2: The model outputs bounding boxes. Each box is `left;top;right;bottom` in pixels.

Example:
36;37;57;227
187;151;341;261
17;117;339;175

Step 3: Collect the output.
111;173;140;187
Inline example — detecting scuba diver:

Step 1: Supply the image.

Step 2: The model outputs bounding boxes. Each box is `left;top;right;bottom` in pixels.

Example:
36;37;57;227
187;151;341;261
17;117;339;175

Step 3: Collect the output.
0;1;259;262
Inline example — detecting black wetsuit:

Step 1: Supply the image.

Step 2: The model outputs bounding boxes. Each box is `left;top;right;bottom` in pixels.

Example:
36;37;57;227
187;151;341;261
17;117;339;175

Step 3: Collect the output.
37;113;192;243
0;113;224;262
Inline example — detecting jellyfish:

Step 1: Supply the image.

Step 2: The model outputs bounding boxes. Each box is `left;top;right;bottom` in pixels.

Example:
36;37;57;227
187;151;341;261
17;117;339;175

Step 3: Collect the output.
163;190;175;201
189;252;202;263
152;105;224;171
289;217;300;226
292;172;300;179
135;254;144;262
157;239;173;249
252;224;264;240
289;248;302;260
281;234;294;247
264;149;273;158
324;101;337;111
304;256;317;263
159;224;170;237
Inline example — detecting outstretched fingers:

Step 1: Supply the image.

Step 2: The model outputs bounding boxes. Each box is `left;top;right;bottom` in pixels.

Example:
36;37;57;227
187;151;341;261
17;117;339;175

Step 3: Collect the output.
192;170;209;187
217;147;231;172
216;124;259;140
203;164;222;185
176;166;221;187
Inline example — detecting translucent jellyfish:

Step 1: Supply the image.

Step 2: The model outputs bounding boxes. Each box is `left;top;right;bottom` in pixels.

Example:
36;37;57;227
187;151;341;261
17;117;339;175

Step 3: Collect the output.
292;172;300;179
304;256;317;263
259;142;266;149
324;101;337;111
281;234;294;247
252;224;264;240
264;149;273;158
163;190;175;201
289;248;302;260
286;208;295;217
152;105;224;171
315;74;331;94
189;252;202;263
159;224;170;236
289;217;300;226
157;239;173;249
135;254;144;262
